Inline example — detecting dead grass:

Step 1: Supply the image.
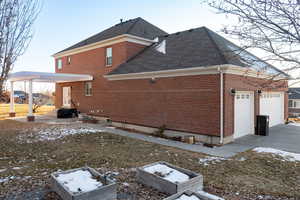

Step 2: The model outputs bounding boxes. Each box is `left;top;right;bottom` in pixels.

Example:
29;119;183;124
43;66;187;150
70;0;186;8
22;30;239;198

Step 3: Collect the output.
0;103;54;119
0;120;299;199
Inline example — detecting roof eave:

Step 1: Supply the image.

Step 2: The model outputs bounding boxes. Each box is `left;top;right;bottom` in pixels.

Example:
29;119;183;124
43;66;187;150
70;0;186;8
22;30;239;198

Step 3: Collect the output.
52;34;155;58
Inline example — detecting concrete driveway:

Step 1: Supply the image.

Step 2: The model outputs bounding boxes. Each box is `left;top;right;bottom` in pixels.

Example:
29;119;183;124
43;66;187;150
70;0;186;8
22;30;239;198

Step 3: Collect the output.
210;123;300;157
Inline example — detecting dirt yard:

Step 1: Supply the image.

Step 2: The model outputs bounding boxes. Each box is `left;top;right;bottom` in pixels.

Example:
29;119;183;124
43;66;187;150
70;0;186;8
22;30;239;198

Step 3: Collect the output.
0;104;54;119
0;119;299;200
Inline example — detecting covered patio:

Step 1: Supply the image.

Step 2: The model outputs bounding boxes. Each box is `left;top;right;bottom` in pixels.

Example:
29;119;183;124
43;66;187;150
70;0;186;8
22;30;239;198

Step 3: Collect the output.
7;71;93;121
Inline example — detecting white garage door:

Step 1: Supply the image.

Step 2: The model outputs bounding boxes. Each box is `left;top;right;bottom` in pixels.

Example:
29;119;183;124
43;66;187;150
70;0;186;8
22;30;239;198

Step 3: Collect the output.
260;92;284;127
234;92;254;139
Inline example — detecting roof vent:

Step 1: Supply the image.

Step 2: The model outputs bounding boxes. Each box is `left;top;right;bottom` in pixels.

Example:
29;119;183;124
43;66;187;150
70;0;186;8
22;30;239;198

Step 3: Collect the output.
164;34;169;37
175;32;180;35
155;40;166;54
188;29;194;32
120;18;123;23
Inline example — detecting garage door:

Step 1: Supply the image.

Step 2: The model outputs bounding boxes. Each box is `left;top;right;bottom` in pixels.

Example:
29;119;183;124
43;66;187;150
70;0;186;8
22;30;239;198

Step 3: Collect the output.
260;92;284;127
234;92;254;138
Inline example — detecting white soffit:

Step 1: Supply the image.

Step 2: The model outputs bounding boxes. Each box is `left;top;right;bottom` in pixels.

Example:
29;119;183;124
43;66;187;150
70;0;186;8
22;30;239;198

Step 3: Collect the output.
8;71;93;83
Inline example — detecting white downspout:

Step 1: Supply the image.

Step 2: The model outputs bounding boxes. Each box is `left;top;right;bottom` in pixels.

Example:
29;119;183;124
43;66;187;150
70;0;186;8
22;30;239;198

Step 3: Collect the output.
218;67;224;144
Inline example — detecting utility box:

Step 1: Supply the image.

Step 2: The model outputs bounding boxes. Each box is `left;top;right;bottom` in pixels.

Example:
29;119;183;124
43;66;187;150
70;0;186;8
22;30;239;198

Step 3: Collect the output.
256;115;269;136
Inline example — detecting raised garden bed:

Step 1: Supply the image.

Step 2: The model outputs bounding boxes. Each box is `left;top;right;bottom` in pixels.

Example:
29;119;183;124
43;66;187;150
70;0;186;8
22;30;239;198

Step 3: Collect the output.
164;190;224;200
51;167;117;200
137;161;203;195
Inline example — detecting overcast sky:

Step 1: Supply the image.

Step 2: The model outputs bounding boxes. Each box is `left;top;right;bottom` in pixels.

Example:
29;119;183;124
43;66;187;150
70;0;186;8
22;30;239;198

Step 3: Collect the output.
11;0;298;91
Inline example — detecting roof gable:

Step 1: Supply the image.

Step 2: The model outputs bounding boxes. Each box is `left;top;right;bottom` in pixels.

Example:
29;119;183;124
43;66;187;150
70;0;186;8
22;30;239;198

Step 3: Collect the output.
56;17;167;54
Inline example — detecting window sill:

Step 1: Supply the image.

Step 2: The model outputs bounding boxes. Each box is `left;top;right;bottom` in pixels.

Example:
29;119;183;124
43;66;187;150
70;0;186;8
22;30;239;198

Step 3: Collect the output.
85;95;92;97
106;65;112;67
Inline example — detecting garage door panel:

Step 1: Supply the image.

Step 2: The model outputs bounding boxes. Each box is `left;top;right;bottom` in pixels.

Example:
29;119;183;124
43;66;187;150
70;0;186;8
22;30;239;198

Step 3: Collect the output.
234;92;254;139
260;92;284;127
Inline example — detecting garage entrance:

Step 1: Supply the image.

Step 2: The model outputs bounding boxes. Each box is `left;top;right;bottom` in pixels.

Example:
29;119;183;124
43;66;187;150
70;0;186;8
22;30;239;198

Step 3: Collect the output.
260;92;284;127
234;91;255;138
234;91;254;139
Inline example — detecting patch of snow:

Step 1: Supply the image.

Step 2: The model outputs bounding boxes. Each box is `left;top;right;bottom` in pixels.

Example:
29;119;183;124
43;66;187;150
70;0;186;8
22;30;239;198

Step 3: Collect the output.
199;156;228;166
175;194;200;200
0;169;7;173
288;122;300;127
253;147;300;162
144;163;189;183
56;170;103;193
197;190;224;200
123;182;130;187
0;176;16;183
18;127;101;143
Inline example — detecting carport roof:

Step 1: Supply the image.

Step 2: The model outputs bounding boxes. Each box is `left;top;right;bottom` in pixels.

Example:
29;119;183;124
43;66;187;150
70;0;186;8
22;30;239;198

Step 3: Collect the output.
8;71;93;83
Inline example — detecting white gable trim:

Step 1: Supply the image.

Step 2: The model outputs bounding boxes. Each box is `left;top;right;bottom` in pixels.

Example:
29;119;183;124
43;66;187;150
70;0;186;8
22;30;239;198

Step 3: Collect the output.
53;34;154;58
104;64;288;81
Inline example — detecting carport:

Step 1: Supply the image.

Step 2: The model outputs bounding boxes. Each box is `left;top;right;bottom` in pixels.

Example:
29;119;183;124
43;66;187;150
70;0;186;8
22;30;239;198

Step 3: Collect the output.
8;71;93;121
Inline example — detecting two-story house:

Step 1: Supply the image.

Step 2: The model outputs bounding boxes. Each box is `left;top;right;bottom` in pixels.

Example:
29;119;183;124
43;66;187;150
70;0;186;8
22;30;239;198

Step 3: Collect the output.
53;17;289;145
288;88;300;117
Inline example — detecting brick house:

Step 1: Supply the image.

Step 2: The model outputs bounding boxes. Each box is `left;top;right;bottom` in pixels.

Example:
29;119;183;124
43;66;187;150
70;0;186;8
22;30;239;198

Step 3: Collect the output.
53;17;289;145
288;88;300;117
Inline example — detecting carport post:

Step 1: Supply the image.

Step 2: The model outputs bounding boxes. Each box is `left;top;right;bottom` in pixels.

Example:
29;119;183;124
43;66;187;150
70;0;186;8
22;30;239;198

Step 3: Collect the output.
9;81;16;117
27;79;34;121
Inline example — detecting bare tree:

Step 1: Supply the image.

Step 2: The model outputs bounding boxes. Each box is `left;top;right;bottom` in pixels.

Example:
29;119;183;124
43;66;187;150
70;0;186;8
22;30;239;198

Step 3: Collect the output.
204;0;300;83
0;0;41;98
32;93;50;113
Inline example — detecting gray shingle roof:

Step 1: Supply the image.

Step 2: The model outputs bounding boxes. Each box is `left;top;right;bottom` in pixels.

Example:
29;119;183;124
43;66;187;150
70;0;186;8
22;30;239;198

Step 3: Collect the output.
108;27;287;77
289;88;300;99
57;17;167;53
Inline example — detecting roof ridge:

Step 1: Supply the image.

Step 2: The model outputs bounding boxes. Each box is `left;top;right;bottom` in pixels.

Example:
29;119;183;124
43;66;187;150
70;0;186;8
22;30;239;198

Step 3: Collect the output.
125;17;141;34
204;27;228;64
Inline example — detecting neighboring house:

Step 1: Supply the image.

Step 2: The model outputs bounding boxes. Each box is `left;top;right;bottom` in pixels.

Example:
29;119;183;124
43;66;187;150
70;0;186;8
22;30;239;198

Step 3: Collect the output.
53;17;289;145
14;90;27;103
288;88;300;117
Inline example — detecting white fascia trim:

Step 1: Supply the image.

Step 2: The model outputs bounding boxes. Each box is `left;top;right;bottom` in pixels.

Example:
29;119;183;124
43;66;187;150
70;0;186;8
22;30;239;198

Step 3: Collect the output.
104;64;289;81
52;34;154;58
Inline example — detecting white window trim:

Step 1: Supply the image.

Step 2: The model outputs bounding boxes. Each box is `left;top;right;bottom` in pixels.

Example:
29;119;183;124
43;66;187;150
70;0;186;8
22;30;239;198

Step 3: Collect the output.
106;47;112;66
289;99;300;108
84;82;92;96
57;59;62;69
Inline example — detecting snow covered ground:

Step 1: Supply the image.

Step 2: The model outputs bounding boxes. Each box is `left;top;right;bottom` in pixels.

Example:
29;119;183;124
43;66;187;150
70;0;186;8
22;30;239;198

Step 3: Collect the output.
175;194;200;200
18;127;101;143
56;169;103;193
253;147;300;162
288;122;300;127
143;163;190;183
199;156;228;166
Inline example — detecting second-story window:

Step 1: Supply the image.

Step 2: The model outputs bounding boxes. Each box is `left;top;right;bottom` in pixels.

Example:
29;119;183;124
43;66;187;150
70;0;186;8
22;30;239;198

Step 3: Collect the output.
57;59;62;69
106;47;112;66
67;56;71;65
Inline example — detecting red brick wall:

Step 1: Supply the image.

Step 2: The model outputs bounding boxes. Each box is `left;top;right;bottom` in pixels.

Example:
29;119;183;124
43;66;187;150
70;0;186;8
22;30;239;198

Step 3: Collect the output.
55;41;146;107
223;74;288;137
58;74;221;136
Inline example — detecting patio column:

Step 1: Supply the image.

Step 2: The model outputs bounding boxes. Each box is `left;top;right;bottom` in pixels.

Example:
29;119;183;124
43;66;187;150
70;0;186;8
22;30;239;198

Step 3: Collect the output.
9;81;16;117
27;79;35;121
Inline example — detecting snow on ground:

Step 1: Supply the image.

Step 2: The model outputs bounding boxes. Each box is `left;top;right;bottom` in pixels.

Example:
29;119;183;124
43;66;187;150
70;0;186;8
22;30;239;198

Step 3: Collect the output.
56;170;103;193
18;127;101;143
199;156;228;166
143;163;189;183
288;122;300;127
175;194;200;200
253;147;300;162
197;190;224;200
0;169;7;173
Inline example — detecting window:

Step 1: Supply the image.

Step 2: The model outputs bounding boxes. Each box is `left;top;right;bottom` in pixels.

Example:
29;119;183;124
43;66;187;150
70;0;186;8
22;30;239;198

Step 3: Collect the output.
85;82;92;96
67;56;71;65
289;100;294;108
57;59;62;69
106;47;112;66
289;100;300;108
